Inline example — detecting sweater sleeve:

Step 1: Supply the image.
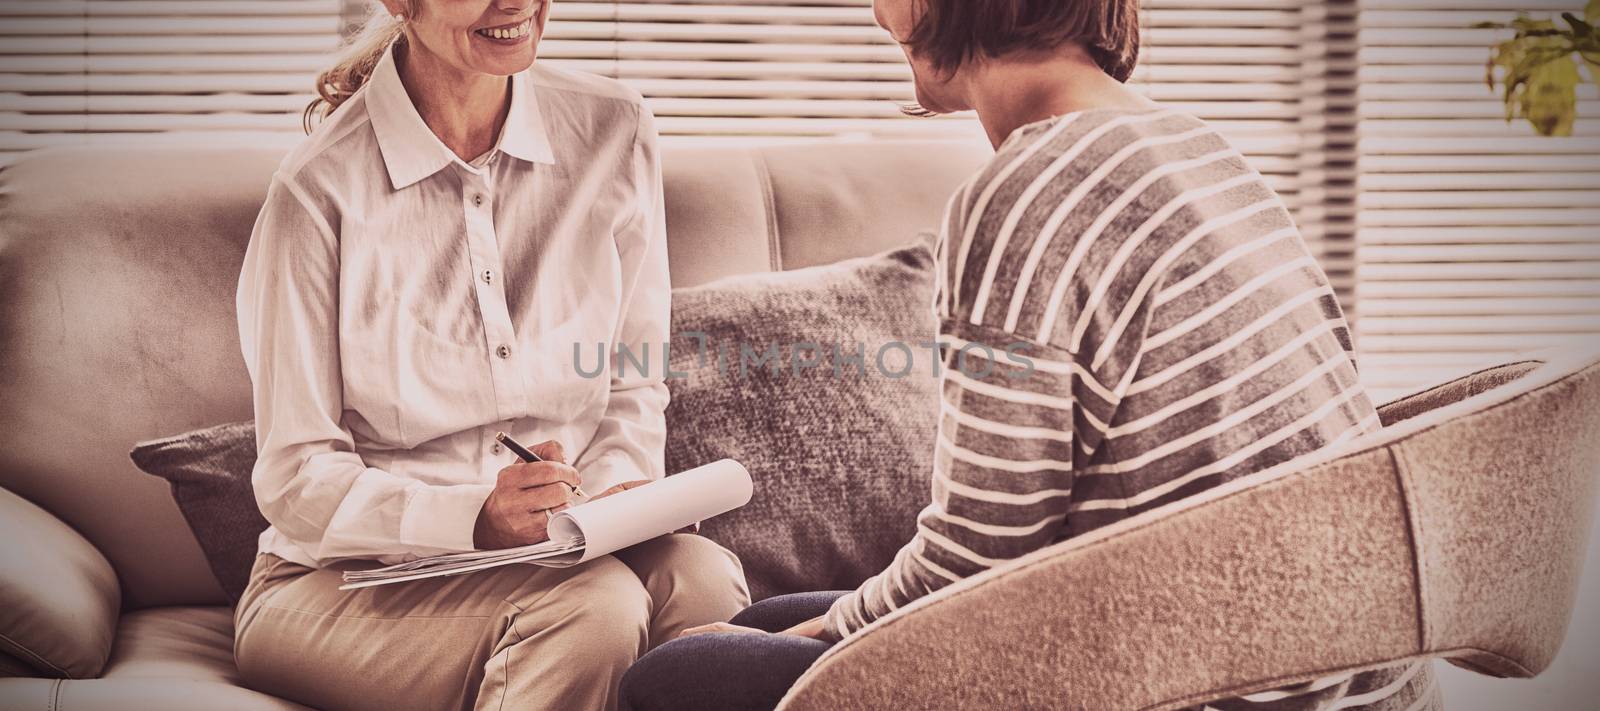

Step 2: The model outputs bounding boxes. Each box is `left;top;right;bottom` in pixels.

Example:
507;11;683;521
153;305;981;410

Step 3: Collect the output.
821;145;1156;640
822;321;1093;640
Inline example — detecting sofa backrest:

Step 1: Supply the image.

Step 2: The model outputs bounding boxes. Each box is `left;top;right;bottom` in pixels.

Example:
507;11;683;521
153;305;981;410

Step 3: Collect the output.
0;140;990;608
779;349;1600;710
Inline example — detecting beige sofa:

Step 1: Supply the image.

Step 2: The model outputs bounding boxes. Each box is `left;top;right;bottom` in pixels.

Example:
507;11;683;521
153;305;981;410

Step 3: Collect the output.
2;141;1597;709
0;140;985;709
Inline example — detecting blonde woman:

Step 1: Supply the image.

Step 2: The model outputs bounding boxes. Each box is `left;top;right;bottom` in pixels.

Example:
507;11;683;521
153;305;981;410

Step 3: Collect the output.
230;2;748;709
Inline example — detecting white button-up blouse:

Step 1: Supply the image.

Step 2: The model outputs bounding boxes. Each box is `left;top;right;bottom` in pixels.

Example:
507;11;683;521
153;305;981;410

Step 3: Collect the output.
235;39;669;569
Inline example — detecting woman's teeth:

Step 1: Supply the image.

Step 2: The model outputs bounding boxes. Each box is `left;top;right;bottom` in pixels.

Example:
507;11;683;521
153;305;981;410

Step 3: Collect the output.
476;19;531;40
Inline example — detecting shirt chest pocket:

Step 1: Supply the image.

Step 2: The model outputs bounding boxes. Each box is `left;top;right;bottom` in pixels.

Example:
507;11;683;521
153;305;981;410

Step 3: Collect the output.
338;217;492;449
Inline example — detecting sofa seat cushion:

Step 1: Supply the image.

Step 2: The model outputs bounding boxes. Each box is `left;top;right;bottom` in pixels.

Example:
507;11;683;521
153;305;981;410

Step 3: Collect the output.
99;607;245;682
0;607;308;710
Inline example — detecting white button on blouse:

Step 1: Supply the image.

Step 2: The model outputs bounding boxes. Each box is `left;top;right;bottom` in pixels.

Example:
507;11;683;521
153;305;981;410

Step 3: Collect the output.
235;39;669;568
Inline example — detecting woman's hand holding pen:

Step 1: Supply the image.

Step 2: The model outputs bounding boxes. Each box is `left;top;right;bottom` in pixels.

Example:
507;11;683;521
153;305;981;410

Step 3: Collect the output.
473;440;581;550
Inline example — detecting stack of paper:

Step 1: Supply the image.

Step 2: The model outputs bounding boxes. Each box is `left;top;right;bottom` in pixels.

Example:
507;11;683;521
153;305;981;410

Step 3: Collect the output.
340;536;588;589
338;458;752;590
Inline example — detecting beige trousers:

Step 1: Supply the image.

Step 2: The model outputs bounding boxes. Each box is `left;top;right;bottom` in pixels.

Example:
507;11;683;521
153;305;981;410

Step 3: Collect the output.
233;534;749;711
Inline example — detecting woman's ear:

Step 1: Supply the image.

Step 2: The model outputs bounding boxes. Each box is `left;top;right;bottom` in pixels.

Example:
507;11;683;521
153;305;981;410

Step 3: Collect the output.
377;0;416;21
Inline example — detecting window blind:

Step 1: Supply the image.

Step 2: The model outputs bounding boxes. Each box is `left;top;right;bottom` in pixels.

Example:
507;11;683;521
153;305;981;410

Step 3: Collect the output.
544;0;1356;305
537;0;979;143
1137;0;1360;314
0;0;346;164
1355;0;1600;399
1132;0;1356;313
0;0;1356;309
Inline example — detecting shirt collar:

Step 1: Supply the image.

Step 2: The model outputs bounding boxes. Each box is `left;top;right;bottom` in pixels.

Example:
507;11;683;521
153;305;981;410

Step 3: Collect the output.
367;39;556;190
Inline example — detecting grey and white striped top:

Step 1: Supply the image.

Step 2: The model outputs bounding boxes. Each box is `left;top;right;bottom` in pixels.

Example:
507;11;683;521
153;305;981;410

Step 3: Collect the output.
822;107;1439;710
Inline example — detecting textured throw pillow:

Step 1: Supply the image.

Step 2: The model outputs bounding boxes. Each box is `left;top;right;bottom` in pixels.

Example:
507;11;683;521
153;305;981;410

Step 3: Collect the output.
128;420;266;602
665;239;942;600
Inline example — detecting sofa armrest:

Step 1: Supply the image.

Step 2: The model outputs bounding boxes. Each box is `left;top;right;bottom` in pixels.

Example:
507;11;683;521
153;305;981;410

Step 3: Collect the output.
0;486;120;679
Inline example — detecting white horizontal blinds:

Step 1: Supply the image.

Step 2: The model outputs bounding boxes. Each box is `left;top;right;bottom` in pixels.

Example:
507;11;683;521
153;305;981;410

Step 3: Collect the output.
537;0;1353;305
1138;0;1357;311
537;0;982;144
1356;0;1600;398
1297;0;1361;318
0;0;1358;308
0;0;343;165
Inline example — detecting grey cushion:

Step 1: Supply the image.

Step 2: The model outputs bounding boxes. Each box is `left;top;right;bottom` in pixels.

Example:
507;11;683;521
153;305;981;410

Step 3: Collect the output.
664;239;942;600
0;487;121;678
128;421;266;603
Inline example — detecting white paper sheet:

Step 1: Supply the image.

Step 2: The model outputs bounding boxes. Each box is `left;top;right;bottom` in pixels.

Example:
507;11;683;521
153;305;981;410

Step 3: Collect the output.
549;458;753;563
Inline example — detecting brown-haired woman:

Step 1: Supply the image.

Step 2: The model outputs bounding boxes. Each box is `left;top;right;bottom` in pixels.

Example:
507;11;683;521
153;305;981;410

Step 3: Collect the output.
229;2;748;709
618;1;1437;709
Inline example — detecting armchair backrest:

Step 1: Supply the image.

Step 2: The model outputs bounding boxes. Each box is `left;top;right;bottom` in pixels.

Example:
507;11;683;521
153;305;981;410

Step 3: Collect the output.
779;351;1600;710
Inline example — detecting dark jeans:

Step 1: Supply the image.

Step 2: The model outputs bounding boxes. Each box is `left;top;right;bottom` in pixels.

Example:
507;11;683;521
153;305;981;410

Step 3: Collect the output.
619;591;848;711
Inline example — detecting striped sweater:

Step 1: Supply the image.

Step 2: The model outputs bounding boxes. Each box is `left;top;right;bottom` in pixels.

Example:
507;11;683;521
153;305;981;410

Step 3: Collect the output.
821;107;1440;710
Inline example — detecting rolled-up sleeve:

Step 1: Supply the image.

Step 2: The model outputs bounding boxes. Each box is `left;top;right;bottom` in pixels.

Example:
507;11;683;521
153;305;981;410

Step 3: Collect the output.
571;103;671;497
236;170;493;562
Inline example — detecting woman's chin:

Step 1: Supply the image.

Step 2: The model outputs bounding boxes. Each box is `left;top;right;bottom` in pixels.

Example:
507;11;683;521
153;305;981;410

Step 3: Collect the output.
912;91;956;116
468;29;539;65
908;75;966;115
469;42;539;74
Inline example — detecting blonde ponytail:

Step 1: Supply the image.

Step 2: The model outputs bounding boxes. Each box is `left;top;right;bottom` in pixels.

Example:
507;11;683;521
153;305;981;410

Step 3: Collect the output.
302;3;414;135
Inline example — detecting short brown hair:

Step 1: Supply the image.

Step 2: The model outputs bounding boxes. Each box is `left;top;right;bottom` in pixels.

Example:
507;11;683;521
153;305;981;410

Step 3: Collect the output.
905;0;1141;82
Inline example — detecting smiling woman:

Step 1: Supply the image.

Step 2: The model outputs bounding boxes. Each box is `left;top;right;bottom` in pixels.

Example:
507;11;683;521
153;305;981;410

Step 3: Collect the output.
230;1;750;710
304;1;550;134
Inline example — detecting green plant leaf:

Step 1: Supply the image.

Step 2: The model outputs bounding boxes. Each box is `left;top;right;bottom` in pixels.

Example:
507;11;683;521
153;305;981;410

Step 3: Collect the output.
1517;54;1582;136
1488;37;1512;90
1488;31;1559;94
1576;19;1600;88
1565;12;1596;37
1483;10;1590;135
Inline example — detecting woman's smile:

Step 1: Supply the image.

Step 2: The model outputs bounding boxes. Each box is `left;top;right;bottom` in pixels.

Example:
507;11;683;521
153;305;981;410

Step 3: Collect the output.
473;10;538;45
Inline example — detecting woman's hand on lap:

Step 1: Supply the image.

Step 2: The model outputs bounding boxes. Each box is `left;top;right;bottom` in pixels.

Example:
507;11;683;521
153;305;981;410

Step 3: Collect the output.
474;440;580;550
673;622;768;640
673;615;826;641
778;616;827;640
